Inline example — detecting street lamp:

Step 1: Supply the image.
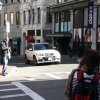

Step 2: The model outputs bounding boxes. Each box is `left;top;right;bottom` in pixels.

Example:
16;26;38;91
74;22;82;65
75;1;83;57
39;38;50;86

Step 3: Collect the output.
0;1;3;10
0;1;3;64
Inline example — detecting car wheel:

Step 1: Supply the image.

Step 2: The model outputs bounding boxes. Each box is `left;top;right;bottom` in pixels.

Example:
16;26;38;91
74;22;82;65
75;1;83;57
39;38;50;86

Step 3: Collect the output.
55;61;61;64
25;55;30;64
33;56;37;66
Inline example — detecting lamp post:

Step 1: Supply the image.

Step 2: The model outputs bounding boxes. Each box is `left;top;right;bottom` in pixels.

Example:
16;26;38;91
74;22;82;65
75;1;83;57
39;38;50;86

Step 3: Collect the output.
0;1;3;64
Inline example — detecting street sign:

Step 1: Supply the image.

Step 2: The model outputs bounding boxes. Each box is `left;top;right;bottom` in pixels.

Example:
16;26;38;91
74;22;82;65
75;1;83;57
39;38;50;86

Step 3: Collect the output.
6;21;10;33
88;2;94;28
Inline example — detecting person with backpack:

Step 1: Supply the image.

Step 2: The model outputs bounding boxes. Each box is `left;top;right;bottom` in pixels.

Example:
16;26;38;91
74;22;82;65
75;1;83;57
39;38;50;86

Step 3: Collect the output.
65;49;100;100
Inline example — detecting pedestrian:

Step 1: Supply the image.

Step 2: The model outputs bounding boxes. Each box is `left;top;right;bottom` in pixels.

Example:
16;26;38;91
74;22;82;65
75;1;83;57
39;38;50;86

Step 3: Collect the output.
78;44;82;57
68;43;73;58
1;37;10;76
65;49;100;100
13;47;16;56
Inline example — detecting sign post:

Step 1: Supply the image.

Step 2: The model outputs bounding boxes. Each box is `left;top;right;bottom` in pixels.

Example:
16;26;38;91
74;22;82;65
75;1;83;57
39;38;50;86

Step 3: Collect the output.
6;21;10;47
88;2;94;28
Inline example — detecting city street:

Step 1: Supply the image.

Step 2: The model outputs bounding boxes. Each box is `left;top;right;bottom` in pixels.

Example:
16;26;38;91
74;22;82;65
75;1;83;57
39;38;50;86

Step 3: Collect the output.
0;56;79;100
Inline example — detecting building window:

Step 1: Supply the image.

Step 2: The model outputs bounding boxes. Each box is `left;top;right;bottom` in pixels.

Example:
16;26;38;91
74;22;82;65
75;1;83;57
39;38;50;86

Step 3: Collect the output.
17;0;20;2
4;13;7;26
38;8;41;23
32;9;34;23
24;0;26;2
55;13;59;32
11;0;13;2
46;7;52;23
60;11;70;32
28;10;31;24
10;12;14;25
5;0;8;3
57;0;61;3
23;11;26;25
36;30;41;36
0;14;1;26
74;9;83;28
37;40;40;43
16;12;20;25
84;8;88;26
98;6;100;25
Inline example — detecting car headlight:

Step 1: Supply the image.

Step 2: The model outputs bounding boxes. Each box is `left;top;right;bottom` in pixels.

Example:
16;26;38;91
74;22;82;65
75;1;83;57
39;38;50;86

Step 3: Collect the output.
36;53;44;56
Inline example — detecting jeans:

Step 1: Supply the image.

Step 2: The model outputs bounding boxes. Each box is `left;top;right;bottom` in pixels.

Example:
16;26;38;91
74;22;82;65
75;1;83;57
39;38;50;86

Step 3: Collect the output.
2;57;8;74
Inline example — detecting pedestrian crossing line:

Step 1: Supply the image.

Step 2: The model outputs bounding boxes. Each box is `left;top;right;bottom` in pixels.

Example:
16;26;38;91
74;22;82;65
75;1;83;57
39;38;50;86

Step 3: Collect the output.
12;82;45;100
44;73;63;79
0;84;13;86
0;94;27;98
0;88;20;92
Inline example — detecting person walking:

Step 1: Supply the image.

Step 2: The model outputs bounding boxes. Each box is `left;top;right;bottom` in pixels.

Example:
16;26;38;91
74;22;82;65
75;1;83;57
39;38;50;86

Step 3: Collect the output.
68;43;73;58
78;44;82;57
1;37;10;76
65;49;100;100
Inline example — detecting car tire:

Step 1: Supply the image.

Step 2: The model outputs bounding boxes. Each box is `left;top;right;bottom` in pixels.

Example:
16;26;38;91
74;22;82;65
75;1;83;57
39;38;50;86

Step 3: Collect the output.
33;56;37;66
55;61;60;64
25;55;30;64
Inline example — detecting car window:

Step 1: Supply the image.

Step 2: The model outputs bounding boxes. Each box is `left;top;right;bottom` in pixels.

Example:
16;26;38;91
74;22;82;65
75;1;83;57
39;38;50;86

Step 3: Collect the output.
34;44;53;50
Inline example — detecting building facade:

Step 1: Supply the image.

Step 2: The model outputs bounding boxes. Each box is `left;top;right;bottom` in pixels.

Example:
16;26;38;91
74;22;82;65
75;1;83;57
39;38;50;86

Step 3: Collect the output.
0;0;21;55
48;0;99;56
20;0;55;55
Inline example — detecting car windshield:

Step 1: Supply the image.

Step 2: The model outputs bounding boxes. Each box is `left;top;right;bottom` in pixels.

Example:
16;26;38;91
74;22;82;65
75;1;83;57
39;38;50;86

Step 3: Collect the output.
34;44;53;50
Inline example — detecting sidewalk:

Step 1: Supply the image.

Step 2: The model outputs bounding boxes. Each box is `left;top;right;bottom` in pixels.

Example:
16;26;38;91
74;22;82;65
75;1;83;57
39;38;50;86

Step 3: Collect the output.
0;65;17;80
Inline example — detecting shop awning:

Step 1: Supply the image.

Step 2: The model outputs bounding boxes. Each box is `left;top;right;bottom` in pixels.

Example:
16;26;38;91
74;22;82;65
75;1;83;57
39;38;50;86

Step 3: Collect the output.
12;37;21;41
25;36;34;41
45;33;72;37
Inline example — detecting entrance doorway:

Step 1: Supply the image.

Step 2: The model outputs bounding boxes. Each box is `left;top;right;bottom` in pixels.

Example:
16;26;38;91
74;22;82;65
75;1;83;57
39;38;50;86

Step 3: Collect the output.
54;37;71;55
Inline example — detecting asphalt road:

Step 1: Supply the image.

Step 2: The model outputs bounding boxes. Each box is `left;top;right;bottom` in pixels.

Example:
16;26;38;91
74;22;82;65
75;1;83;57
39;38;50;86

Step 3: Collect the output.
0;56;79;100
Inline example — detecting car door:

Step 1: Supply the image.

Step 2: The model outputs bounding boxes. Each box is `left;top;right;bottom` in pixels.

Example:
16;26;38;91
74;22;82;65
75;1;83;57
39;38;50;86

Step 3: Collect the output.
28;44;33;61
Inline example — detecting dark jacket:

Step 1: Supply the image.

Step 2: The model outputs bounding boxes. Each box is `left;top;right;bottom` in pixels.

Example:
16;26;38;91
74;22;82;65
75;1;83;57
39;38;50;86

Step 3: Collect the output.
68;46;73;53
1;41;8;57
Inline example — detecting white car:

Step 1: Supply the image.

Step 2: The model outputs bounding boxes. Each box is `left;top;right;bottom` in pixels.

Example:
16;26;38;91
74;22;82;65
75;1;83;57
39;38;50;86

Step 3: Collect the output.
25;42;61;65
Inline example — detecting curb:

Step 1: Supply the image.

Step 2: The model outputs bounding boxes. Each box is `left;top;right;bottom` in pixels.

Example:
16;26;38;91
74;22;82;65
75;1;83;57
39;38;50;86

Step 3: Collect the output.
6;66;17;77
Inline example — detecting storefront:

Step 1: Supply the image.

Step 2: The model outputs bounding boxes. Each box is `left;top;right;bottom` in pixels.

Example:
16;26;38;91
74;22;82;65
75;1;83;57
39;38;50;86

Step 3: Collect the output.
50;0;98;55
12;37;21;55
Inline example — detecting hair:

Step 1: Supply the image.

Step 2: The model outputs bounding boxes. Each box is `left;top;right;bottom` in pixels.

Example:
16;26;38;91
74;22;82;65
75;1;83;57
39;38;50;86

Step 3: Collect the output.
85;28;91;37
79;49;100;74
75;29;80;42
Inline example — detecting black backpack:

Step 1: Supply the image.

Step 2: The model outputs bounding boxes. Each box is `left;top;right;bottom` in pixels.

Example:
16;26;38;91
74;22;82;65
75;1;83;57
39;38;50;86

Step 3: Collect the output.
71;70;100;100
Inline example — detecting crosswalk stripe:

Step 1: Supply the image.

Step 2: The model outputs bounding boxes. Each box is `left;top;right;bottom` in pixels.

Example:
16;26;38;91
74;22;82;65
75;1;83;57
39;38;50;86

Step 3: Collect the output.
0;94;27;98
44;73;63;79
12;82;45;100
0;84;13;86
0;88;20;92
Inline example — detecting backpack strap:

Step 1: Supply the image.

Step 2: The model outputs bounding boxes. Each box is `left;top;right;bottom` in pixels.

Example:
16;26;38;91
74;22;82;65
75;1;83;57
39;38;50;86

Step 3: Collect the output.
77;70;83;82
93;74;100;85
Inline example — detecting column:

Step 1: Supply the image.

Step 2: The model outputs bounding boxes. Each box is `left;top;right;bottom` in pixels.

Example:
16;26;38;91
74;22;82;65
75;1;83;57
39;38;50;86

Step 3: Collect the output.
34;8;37;24
70;10;74;43
91;6;97;50
41;9;46;42
52;13;55;46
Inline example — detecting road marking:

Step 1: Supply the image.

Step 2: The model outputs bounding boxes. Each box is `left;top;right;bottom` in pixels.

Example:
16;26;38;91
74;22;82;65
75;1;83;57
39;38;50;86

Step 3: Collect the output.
44;73;63;79
0;88;20;91
0;94;27;98
0;84;13;86
26;78;36;81
12;82;45;100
